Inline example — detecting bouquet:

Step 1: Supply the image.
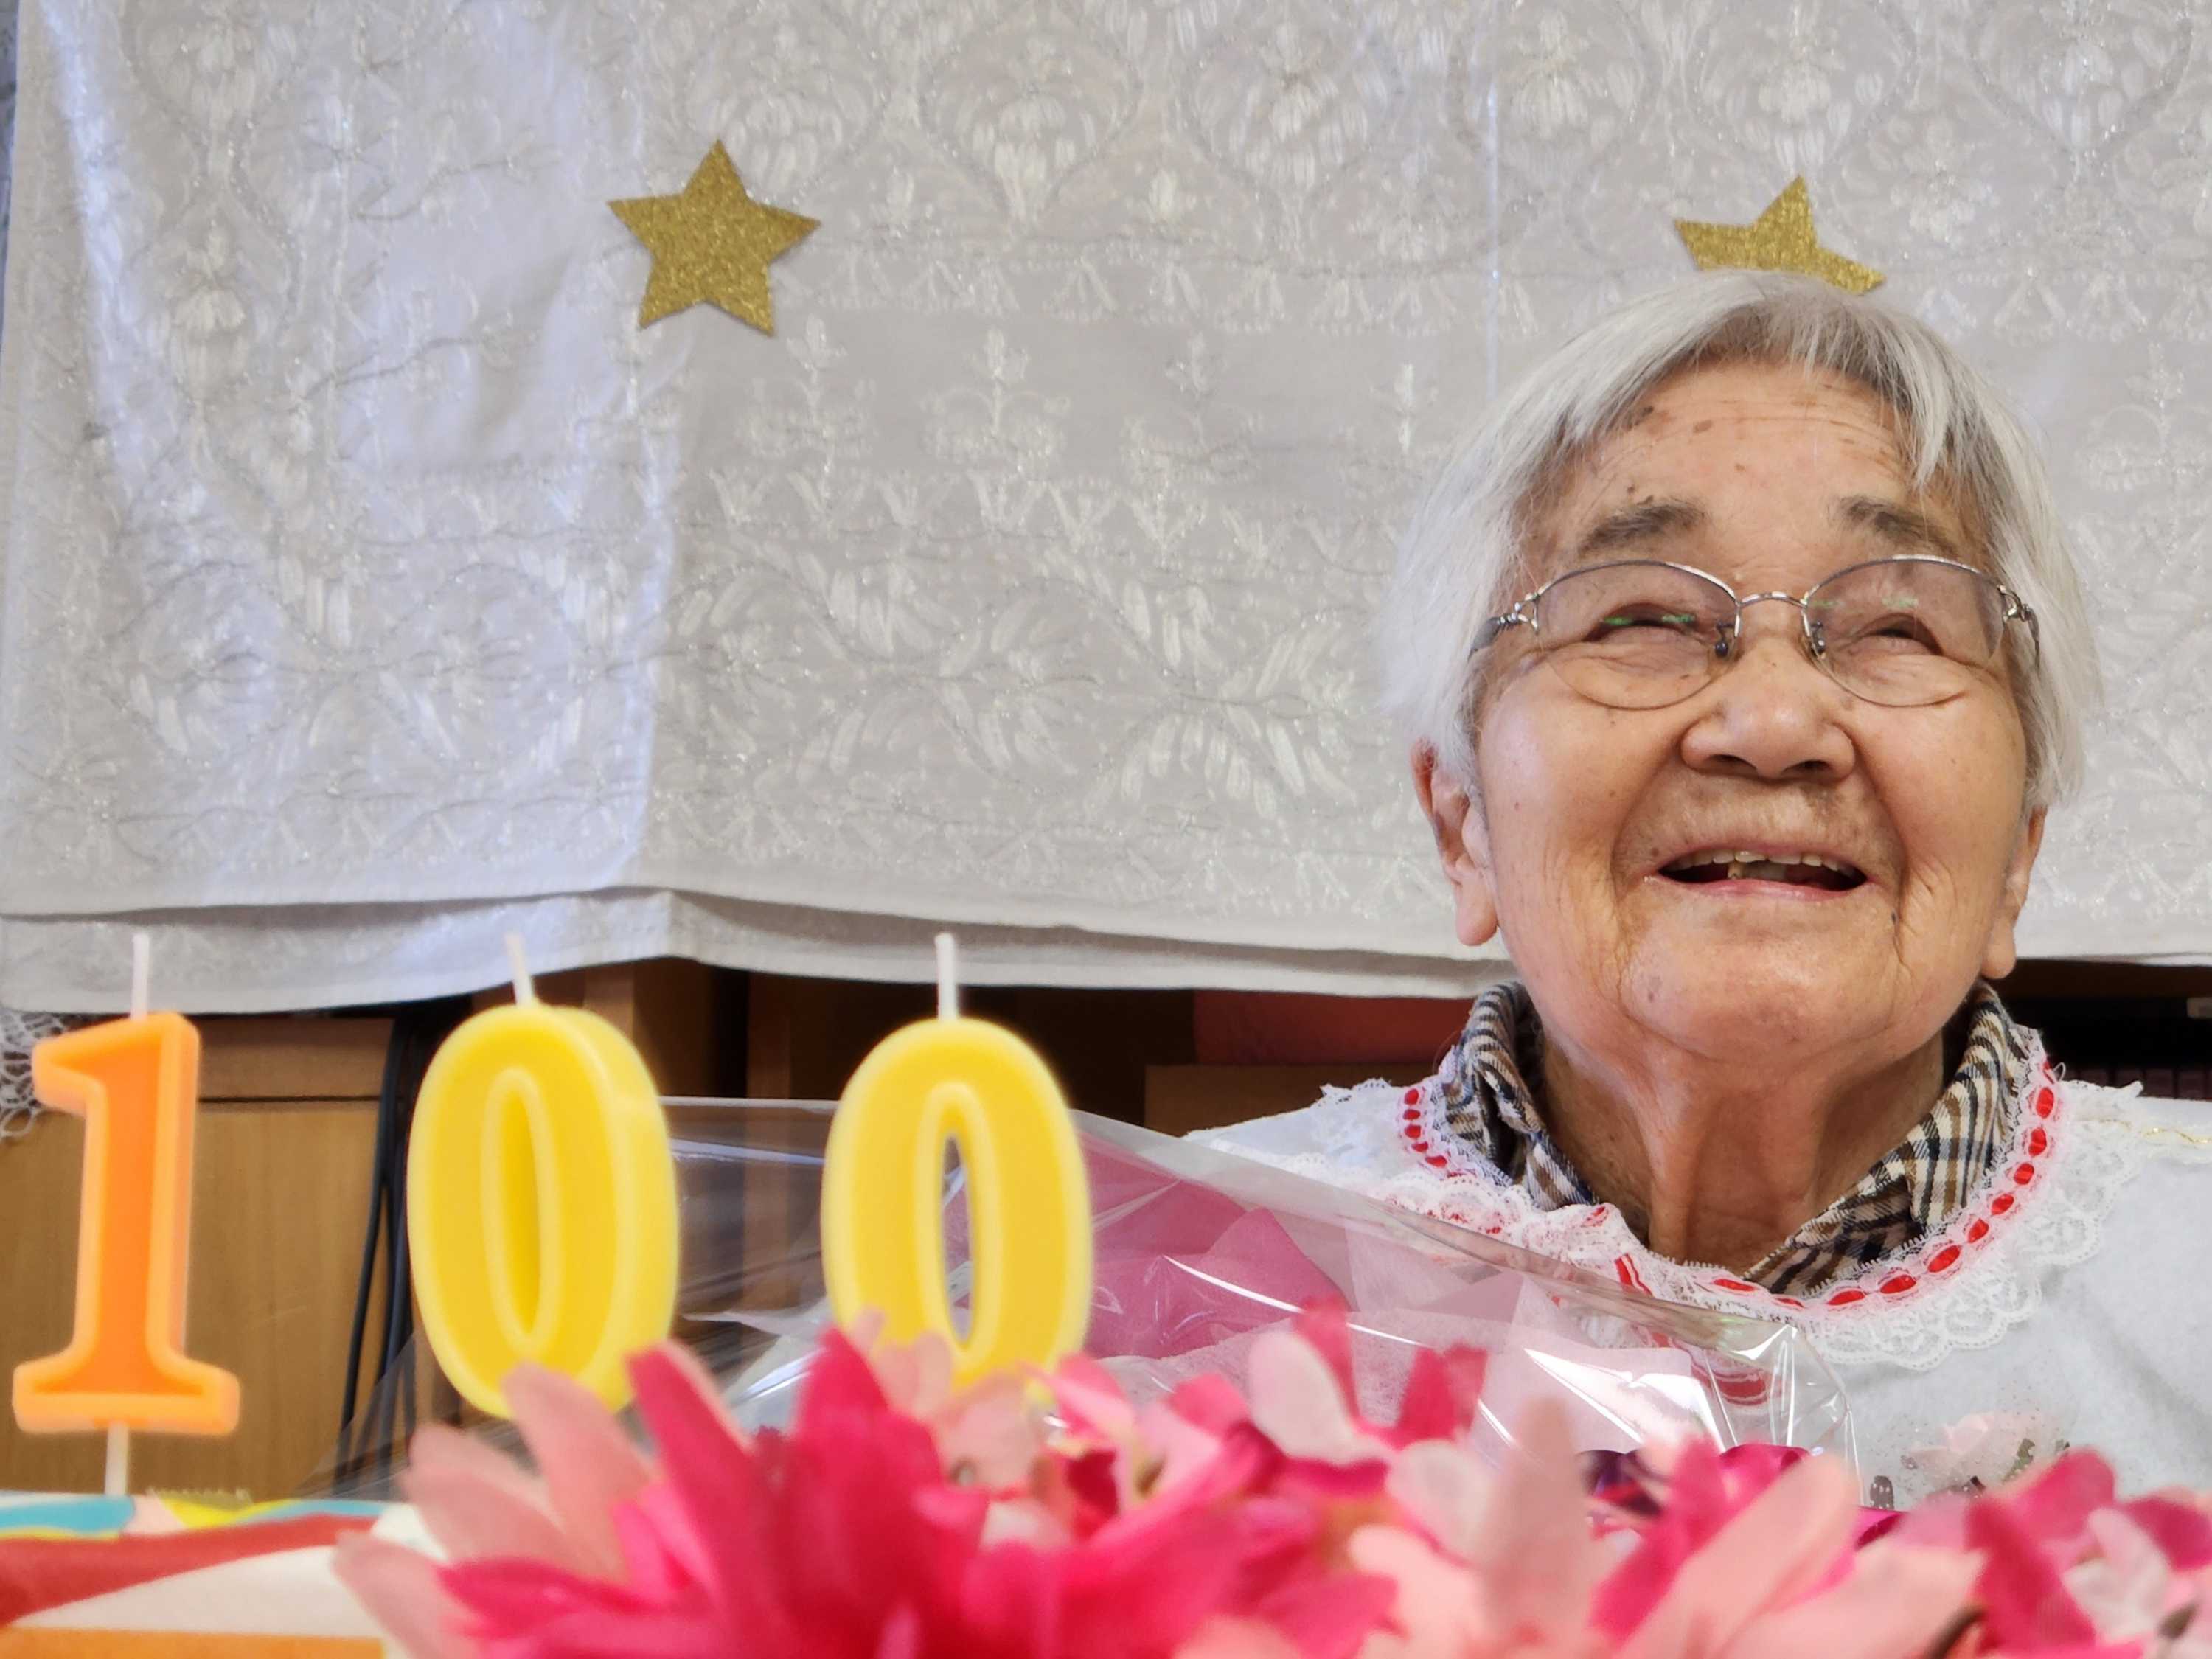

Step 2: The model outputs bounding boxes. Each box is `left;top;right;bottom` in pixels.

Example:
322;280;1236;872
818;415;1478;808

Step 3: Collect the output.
335;1307;2212;1658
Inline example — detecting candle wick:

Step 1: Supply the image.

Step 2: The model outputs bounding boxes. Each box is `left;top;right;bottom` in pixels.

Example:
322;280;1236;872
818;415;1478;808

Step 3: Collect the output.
935;932;959;1021
505;933;538;1005
129;932;150;1021
105;1424;131;1498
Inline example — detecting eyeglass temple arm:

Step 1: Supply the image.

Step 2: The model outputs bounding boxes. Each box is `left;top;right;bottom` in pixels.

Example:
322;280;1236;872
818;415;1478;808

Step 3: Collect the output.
1470;607;1529;654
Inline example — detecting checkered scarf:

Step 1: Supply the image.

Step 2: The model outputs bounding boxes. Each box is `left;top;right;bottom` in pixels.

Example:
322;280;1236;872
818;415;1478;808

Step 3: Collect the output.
1432;981;2032;1295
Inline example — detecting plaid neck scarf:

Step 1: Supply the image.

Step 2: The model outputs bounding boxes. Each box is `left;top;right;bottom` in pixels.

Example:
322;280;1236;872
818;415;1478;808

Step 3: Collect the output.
1431;981;2034;1296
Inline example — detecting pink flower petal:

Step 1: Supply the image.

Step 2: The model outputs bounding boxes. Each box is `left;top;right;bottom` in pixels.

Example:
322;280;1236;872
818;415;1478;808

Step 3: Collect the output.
1480;1402;1601;1637
1247;1329;1393;1466
404;1461;583;1572
2009;1451;2119;1557
2118;1494;2212;1570
1290;1304;1359;1403
626;1345;802;1646
1346;1526;1492;1655
1717;1541;1980;1659
1169;1374;1254;1438
1242;1570;1397;1659
935;1377;1048;1489
1051;1354;1139;1439
1967;1482;2101;1648
1390;1345;1487;1447
1175;1617;1307;1659
1617;1453;1860;1657
1591;1440;1731;1638
332;1534;473;1659
504;1362;654;1579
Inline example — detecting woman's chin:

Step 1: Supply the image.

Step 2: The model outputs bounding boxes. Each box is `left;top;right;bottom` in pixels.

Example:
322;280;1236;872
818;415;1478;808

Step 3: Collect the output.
1616;941;1908;1060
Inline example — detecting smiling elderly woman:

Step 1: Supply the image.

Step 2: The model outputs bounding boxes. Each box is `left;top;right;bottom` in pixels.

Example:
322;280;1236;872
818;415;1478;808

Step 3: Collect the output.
1200;273;2212;1500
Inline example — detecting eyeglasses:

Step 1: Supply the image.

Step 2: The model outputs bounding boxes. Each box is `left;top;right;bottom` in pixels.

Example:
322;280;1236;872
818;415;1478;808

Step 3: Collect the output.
1471;555;2038;712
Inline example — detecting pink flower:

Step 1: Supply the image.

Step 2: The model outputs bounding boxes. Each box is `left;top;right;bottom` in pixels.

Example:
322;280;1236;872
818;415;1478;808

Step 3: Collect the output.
1245;1306;1488;1465
1601;1453;1974;1659
341;1329;1397;1659
333;1308;2212;1659
1904;1452;2212;1655
854;1315;1046;1492
333;1358;659;1659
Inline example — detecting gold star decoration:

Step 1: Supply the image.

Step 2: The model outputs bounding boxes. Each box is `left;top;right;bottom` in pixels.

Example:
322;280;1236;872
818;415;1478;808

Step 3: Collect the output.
609;142;818;333
1674;177;1882;295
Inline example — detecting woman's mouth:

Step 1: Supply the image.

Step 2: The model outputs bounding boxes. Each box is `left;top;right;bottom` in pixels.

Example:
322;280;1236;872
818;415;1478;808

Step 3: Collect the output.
1658;849;1868;891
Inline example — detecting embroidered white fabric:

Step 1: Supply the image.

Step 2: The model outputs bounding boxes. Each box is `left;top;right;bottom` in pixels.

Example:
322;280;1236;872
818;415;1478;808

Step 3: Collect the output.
1197;1071;2212;1377
0;1006;63;1142
1;2;2211;1017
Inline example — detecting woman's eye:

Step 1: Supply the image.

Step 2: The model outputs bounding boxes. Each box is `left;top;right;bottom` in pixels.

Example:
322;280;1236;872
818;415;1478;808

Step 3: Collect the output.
1595;609;1697;633
1848;616;1941;652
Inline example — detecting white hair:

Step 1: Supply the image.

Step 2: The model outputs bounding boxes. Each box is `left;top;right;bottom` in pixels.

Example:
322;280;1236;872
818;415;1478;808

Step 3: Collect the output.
1381;272;2098;810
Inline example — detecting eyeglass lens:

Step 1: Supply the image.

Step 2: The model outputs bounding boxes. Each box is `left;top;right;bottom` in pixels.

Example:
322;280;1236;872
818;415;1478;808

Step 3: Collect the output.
1530;560;2012;710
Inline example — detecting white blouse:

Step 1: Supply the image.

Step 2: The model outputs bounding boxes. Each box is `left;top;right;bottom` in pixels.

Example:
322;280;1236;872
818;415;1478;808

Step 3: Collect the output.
1195;1052;2212;1503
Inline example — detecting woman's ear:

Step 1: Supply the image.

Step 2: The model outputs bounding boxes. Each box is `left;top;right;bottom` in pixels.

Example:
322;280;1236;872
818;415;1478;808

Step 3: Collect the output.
1981;806;2046;980
1411;742;1500;948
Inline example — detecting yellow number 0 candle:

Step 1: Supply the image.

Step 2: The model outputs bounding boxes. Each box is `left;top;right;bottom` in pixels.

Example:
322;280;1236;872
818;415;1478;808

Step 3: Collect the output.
821;936;1093;1387
408;946;678;1416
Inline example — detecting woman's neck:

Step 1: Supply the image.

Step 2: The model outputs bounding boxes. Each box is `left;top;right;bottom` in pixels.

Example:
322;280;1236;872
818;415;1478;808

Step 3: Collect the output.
1536;1028;1947;1271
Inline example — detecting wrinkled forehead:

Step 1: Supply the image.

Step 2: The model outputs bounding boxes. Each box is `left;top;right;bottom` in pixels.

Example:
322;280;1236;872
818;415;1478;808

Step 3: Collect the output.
1514;357;1985;593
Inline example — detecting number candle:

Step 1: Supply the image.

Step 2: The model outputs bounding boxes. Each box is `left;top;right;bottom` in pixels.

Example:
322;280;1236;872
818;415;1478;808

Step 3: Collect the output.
821;934;1093;1388
13;935;240;1497
407;938;680;1417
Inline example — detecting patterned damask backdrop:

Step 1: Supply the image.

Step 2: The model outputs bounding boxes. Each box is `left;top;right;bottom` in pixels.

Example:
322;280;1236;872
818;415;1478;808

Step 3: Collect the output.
0;0;2208;1018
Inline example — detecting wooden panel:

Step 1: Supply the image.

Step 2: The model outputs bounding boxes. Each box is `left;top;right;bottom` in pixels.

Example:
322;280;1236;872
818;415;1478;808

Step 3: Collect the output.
744;974;797;1099
742;973;1194;1123
1144;1062;1427;1137
2002;961;2212;999
744;975;936;1102
512;957;728;1096
197;1018;392;1103
0;1099;381;1500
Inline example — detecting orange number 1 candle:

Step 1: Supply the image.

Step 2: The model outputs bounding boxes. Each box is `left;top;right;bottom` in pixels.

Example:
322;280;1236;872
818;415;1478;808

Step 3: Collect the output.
822;934;1093;1388
13;939;240;1455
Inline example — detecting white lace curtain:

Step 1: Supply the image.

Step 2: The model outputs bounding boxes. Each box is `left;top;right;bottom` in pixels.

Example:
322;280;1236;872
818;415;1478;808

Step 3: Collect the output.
0;0;2208;1024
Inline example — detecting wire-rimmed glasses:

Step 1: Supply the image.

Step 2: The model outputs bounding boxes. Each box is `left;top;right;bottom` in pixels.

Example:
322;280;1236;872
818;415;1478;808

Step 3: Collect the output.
1471;555;2038;711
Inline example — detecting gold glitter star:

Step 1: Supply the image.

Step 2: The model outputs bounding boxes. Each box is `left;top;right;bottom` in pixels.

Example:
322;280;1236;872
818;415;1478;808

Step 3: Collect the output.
610;142;818;333
1674;178;1882;295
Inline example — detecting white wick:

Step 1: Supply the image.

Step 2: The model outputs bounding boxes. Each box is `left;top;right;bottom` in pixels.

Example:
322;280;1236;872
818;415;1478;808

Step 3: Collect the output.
129;932;150;1021
935;932;959;1021
505;933;538;1005
105;1423;130;1498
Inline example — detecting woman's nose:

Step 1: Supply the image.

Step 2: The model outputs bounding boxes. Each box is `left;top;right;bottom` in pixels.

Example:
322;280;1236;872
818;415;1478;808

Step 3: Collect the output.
1677;611;1858;783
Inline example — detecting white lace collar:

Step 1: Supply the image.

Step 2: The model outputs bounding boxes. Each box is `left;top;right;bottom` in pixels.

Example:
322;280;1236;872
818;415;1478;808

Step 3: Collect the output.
1207;1051;2212;1374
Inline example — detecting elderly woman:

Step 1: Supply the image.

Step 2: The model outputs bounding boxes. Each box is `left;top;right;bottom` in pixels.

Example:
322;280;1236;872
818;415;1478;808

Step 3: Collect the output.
1202;273;2211;1501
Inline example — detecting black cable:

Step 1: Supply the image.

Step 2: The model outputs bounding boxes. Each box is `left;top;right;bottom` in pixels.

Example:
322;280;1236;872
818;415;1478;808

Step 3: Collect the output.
335;1069;393;1448
334;1034;407;1483
335;997;467;1486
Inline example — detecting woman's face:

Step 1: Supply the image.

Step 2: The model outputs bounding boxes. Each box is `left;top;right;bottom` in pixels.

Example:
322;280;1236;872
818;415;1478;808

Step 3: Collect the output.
1424;360;2044;1070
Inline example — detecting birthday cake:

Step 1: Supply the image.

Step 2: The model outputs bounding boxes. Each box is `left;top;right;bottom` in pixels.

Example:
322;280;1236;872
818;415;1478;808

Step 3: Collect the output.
0;1493;428;1655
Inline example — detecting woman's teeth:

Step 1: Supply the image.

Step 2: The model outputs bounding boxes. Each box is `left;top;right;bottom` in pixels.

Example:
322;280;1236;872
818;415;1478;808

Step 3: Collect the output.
1661;849;1863;888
